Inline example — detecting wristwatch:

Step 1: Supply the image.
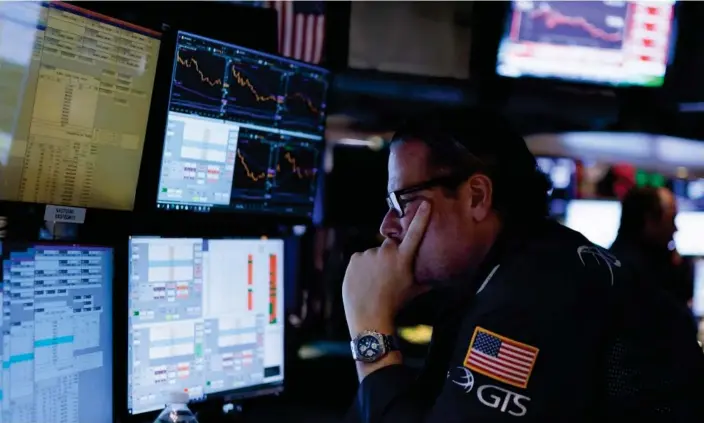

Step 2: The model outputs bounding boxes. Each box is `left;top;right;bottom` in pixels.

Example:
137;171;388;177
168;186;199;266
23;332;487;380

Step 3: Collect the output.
350;330;399;363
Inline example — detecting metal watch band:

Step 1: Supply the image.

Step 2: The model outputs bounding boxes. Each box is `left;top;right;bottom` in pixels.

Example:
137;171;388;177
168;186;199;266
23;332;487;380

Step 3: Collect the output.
382;334;399;352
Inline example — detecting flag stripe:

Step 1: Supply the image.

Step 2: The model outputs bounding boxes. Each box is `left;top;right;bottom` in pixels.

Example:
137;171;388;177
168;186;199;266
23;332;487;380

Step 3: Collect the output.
470;351;530;377
283;2;294;57
464;327;539;389
265;1;325;65
313;15;324;64
468;356;527;383
294;14;304;60
472;350;531;372
304;14;315;63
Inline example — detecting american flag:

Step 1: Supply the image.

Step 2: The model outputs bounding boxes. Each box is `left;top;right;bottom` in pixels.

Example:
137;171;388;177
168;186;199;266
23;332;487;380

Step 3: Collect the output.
265;1;325;64
465;327;539;389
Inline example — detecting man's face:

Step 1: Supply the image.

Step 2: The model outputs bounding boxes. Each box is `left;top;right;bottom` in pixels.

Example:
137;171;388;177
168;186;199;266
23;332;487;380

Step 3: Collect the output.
379;140;493;286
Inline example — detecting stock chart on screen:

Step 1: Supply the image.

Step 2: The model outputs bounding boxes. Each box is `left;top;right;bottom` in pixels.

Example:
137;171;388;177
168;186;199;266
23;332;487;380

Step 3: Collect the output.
496;1;677;87
156;32;329;217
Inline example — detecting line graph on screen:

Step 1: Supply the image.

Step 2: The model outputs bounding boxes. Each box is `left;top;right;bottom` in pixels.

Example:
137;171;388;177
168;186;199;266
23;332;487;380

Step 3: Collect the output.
273;145;318;197
233;134;274;192
515;1;627;50
281;73;327;133
172;48;226;113
225;62;284;123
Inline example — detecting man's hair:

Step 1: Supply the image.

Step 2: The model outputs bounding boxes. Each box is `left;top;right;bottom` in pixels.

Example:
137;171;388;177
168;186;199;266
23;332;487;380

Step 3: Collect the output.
390;107;552;223
618;186;664;238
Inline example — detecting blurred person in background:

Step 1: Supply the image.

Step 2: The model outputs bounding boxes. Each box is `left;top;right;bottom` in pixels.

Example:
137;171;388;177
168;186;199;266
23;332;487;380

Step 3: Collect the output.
342;108;704;422
610;186;694;309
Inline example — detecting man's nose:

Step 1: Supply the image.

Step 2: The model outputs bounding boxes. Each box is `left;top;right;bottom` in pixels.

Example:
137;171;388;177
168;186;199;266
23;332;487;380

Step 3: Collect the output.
379;208;401;240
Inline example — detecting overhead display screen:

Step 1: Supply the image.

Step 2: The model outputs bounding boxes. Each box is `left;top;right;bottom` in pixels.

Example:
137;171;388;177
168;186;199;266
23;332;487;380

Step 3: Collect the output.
155;31;330;217
0;2;160;210
496;1;677;87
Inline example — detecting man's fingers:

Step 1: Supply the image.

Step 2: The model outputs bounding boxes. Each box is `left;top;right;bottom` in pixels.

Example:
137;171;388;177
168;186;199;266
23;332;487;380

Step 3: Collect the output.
399;201;431;258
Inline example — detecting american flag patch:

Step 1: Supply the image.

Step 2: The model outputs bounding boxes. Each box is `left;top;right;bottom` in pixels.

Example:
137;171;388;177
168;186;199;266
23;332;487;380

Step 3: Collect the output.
464;327;539;389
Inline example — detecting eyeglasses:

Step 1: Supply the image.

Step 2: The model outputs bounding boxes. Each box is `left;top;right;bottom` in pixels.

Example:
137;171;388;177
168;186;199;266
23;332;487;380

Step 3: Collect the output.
385;135;489;217
386;174;469;218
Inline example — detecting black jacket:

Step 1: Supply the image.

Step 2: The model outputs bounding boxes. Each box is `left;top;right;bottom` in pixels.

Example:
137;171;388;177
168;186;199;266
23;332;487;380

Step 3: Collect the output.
347;220;704;422
610;237;694;306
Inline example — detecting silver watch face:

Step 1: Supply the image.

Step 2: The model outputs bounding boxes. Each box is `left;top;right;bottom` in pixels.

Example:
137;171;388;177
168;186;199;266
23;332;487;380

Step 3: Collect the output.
354;332;385;362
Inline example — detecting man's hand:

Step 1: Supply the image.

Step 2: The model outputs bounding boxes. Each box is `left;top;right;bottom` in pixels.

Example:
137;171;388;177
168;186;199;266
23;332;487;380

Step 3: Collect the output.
342;201;432;338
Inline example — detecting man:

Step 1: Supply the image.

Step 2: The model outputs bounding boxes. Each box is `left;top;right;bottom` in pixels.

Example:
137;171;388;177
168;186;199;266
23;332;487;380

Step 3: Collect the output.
610;186;693;307
342;109;704;422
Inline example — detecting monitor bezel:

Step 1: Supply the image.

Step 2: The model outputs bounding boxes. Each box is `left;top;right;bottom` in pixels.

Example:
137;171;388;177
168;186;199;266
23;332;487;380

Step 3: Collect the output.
134;23;331;223
494;0;680;89
125;235;286;417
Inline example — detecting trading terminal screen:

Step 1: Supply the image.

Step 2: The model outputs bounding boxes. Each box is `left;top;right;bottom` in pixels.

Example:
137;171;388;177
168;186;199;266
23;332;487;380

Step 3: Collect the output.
127;237;285;415
694;259;704;318
0;2;160;210
0;243;113;423
155;31;330;217
496;1;677;87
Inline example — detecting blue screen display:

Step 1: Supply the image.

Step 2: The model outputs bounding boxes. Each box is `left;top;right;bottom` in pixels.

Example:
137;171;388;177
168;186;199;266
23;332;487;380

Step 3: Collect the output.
0;243;113;423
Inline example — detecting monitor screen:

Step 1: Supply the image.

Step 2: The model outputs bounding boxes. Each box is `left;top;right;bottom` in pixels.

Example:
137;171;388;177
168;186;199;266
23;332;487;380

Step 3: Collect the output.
564;200;622;248
0;242;113;422
155;31;329;217
674;211;704;257
693;259;704;317
496;1;677;87
671;178;704;212
536;156;577;217
127;237;285;415
0;2;160;210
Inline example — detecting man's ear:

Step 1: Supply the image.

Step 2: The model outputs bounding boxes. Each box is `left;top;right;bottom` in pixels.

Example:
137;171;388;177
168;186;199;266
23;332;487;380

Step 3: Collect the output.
467;174;493;221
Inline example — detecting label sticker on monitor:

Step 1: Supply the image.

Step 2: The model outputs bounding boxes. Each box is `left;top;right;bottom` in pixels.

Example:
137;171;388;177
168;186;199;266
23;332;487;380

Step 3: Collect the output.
44;205;87;224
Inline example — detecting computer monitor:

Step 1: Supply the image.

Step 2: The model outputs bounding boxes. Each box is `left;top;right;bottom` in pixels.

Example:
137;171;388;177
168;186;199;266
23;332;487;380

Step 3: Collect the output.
496;0;678;87
564;200;622;248
0;2;160;210
154;31;330;217
694;259;704;317
127;237;285;415
0;242;114;422
674;211;704;256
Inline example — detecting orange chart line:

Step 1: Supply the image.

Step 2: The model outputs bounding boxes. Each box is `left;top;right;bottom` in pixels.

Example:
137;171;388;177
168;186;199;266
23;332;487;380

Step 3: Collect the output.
237;149;270;182
231;66;280;103
289;92;319;114
176;53;223;87
280;151;315;179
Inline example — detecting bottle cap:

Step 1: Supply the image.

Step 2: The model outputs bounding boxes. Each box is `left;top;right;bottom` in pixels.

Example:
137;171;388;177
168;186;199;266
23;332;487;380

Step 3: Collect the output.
169;391;190;404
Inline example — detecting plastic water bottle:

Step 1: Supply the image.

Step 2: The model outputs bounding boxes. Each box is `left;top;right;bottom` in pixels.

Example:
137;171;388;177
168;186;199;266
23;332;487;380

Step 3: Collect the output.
153;392;199;423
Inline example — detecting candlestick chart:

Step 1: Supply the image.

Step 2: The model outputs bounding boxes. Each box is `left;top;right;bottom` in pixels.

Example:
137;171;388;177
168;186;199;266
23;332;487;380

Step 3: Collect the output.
172;48;226;114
